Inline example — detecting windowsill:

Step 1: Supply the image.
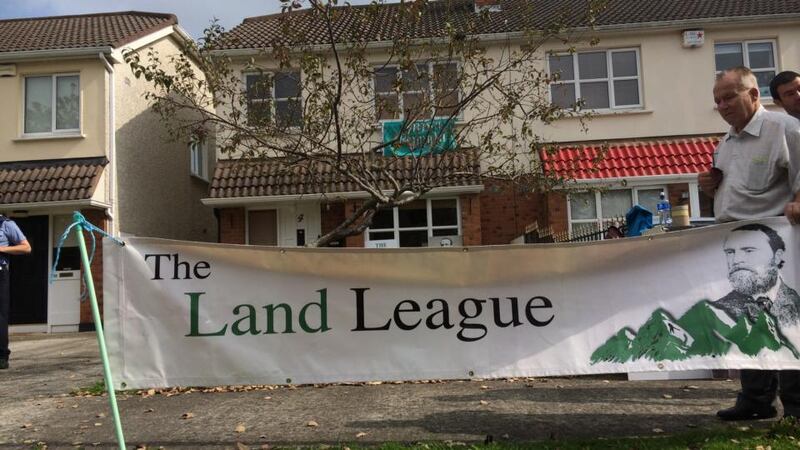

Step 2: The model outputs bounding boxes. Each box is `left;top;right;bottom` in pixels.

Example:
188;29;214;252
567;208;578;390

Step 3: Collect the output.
190;173;210;183
14;133;85;142
556;108;653;119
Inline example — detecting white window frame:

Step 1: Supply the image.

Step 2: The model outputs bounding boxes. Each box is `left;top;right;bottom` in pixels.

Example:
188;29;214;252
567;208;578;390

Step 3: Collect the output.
189;139;208;181
714;39;777;99
23;73;81;136
374;61;463;122
243;70;303;127
365;198;461;247
567;185;667;234
548;48;643;111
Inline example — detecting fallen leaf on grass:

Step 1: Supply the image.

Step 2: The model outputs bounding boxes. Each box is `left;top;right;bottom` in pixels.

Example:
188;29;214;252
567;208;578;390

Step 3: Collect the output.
146;389;156;396
236;443;249;450
135;445;147;450
96;413;106;418
94;422;102;427
263;396;272;400
479;400;489;405
480;385;489;390
731;439;740;444
181;412;194;420
356;432;367;438
235;424;246;433
652;428;664;433
144;408;154;413
662;394;673;399
307;420;319;427
738;426;750;431
21;423;32;429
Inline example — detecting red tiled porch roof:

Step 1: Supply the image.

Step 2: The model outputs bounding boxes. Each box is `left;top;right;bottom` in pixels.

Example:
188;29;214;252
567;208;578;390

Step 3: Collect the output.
540;136;719;180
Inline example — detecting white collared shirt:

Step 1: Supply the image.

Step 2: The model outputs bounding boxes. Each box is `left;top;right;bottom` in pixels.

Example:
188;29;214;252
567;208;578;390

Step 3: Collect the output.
713;106;800;222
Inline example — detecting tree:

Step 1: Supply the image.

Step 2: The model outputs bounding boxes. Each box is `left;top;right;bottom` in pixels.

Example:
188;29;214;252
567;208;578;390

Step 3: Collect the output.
126;0;605;247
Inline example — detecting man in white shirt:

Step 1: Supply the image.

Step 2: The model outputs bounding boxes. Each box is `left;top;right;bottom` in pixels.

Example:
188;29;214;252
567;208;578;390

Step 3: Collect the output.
698;67;800;421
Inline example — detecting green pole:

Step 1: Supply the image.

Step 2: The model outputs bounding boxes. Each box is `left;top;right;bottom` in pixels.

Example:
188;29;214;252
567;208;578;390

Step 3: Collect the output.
74;215;127;450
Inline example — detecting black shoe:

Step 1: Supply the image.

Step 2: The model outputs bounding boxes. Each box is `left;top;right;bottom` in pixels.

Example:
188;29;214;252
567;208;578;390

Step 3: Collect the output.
717;403;777;421
0;359;7;370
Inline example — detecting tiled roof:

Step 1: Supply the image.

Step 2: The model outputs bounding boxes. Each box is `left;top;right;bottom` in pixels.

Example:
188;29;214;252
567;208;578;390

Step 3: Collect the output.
0;11;177;53
209;150;481;199
221;0;800;49
0;157;107;204
540;136;719;180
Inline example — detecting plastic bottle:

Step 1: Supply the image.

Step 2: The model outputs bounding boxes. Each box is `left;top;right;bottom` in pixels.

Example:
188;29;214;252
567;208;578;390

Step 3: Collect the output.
656;191;672;229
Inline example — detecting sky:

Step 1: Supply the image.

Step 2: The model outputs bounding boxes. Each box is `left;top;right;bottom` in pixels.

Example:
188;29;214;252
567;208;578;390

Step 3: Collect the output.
0;0;374;39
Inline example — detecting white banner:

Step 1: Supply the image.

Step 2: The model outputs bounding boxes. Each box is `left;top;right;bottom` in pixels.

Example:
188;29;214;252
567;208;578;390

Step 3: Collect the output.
104;218;800;389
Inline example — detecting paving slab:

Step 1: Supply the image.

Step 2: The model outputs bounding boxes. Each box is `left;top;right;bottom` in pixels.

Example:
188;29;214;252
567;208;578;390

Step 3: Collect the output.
0;332;777;449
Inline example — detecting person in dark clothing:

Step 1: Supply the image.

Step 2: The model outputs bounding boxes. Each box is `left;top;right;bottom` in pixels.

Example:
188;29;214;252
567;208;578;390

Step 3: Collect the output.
0;214;31;370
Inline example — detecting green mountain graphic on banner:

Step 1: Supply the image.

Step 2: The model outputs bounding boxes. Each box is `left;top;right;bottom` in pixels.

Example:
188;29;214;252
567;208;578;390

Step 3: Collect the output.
590;300;800;364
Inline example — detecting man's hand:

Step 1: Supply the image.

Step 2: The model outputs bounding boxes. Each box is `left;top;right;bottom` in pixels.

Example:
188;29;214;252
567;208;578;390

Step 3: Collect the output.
786;201;800;225
698;168;723;197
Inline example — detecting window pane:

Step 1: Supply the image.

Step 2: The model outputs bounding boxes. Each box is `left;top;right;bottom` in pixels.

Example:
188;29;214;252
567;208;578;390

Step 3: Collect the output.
578;52;607;79
715;43;743;71
611;51;637;77
374;67;397;93
570;192;596;220
398;200;427;228
434;63;459;117
548;54;574;81
747;42;774;69
25;76;53;133
579;81;610;109
246;74;271;100
613;79;640;106
369;231;394;241
247;100;271;126
375;94;400;120
432;228;458;237
274;71;300;98
431;199;458;226
276;99;302;127
372;208;394;229
754;70;775;98
399;229;428;247
600;190;631;218
55;75;79;130
402;64;430;92
550;83;575;108
403;92;426;117
636;189;662;215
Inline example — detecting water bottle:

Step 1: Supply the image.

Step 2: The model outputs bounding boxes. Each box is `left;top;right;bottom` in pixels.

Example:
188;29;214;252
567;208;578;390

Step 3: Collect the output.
657;191;672;229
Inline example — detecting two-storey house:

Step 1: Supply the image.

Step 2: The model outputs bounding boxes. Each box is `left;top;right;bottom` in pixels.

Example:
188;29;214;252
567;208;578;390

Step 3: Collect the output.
205;0;800;248
0;12;216;333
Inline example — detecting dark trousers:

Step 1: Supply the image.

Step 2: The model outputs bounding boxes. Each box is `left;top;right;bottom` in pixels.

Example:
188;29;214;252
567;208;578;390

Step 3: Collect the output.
741;369;800;414
0;266;9;360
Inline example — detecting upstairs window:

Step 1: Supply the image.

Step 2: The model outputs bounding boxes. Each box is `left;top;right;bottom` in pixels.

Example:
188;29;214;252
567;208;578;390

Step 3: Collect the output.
24;74;80;134
549;49;641;110
245;71;302;127
189;139;208;180
714;40;776;98
374;62;460;121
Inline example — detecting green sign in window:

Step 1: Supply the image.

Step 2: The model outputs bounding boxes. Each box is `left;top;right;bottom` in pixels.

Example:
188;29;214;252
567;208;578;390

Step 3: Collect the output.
382;118;456;156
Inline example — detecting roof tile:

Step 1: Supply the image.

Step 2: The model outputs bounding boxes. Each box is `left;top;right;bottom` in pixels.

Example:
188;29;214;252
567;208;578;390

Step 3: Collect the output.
209;150;481;199
0;157;107;205
541;136;719;180
221;0;800;49
0;11;177;53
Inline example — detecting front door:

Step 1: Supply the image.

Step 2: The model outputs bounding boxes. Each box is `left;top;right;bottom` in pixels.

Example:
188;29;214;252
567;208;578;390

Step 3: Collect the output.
9;215;49;324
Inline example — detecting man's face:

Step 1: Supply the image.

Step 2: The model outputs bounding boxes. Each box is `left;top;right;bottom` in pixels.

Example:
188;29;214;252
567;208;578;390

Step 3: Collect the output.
775;77;800;116
723;230;782;296
713;73;759;132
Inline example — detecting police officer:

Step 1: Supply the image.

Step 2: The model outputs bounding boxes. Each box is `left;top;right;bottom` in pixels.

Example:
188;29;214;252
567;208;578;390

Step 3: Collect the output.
0;214;31;370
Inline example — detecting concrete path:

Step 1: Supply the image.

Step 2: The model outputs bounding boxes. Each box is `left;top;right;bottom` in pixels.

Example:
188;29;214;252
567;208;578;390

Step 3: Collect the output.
0;333;776;449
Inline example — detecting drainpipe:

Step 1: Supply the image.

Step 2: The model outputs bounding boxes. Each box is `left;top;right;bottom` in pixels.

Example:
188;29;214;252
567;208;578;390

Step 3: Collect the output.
99;52;118;236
